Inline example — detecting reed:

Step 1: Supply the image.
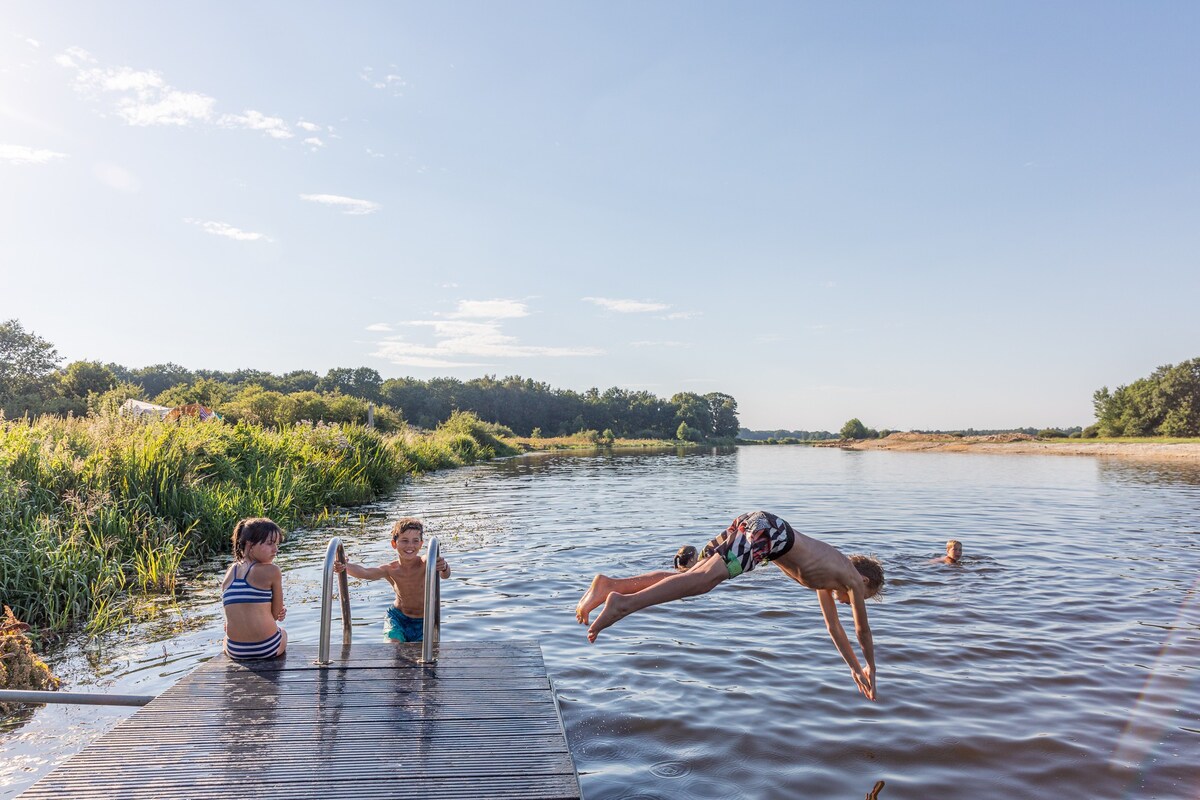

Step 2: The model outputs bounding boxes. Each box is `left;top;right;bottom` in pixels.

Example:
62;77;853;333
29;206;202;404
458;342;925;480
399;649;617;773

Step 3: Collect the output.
0;410;516;634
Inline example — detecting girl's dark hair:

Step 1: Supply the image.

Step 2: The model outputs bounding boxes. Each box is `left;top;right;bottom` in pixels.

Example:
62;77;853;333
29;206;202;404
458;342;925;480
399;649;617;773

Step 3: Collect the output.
673;545;698;571
232;517;283;561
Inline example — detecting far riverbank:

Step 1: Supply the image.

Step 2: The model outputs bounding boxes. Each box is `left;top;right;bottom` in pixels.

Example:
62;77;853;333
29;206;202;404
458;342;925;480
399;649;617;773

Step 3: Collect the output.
817;432;1200;461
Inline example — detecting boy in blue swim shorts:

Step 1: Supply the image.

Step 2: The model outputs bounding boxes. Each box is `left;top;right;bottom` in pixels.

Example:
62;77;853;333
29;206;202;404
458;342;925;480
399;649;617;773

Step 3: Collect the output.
334;517;451;642
577;511;884;700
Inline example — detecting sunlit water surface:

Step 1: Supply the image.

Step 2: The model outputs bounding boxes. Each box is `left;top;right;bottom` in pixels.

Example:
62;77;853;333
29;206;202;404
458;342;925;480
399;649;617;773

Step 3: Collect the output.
2;447;1198;799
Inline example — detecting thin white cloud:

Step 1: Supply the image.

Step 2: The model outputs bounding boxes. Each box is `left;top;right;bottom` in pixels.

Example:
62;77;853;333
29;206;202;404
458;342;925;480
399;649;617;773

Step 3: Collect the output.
26;38;40;48
371;312;602;368
303;137;324;149
219;110;292;139
296;120;321;133
56;47;314;145
299;193;380;215
584;297;670;313
447;299;529;319
359;66;407;94
185;218;273;242
630;340;689;348
662;311;701;320
365;323;393;332
0;144;68;165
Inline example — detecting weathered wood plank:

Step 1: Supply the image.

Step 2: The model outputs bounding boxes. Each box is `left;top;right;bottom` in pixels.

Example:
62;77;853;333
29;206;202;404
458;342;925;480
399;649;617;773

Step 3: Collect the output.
16;643;581;800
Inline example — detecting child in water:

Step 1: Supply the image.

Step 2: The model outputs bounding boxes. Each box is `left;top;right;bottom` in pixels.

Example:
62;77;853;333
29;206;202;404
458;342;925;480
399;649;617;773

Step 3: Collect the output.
335;517;451;642
673;545;698;571
577;511;884;700
221;517;288;659
931;539;963;564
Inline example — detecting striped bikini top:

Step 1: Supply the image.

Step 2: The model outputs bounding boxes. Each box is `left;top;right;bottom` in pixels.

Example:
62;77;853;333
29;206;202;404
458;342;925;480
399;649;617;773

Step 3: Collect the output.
221;562;273;606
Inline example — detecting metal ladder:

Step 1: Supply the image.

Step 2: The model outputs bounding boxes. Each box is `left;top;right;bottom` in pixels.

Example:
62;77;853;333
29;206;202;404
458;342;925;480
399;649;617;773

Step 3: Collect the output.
317;536;441;665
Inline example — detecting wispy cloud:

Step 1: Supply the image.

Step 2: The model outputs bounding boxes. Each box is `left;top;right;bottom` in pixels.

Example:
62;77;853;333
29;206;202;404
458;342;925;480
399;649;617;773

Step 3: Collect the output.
296;121;322;133
447;299;529;319
185;218;273;242
584;297;670;313
56;46;317;143
360;66;407;95
219;110;292;139
299;193;380;215
663;310;701;320
370;301;601;368
93;162;139;192
0;144;68;165
365;323;393;332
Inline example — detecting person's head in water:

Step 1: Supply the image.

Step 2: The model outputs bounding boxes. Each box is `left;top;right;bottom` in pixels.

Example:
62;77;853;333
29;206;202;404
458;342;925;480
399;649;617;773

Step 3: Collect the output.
673;545;698;572
832;555;885;604
945;539;962;564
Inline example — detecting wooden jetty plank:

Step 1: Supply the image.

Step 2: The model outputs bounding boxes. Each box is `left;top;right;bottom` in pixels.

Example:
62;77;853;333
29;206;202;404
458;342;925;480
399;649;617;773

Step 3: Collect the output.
17;642;581;800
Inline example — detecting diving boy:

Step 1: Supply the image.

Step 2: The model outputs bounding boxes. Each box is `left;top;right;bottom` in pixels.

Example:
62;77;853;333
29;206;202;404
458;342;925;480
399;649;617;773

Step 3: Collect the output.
334;517;450;642
576;511;884;700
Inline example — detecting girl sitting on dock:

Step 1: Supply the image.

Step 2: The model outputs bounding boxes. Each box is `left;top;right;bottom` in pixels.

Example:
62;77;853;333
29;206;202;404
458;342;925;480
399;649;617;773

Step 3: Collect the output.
221;517;288;659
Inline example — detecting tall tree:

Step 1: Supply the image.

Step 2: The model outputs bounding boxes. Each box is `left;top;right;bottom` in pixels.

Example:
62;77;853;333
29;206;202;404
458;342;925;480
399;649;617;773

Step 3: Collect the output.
0;319;60;405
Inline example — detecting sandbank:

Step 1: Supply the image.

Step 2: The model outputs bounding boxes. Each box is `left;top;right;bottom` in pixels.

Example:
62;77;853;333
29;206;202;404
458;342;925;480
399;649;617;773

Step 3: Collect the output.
816;433;1200;461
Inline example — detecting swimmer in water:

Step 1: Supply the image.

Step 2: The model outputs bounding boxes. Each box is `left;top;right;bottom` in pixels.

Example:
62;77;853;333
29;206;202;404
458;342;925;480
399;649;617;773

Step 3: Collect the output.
576;511;884;700
930;539;962;565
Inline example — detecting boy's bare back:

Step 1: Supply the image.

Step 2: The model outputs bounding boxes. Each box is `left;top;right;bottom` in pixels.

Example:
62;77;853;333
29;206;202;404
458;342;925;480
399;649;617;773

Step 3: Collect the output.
773;531;866;592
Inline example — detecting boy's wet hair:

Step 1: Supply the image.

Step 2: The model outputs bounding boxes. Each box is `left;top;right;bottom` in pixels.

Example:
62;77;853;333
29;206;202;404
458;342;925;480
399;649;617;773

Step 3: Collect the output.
391;517;424;541
232;517;283;561
850;555;885;598
673;545;698;571
946;539;962;548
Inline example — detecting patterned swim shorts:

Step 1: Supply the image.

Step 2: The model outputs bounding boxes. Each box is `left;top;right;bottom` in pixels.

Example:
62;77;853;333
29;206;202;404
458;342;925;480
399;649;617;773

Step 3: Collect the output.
701;511;796;578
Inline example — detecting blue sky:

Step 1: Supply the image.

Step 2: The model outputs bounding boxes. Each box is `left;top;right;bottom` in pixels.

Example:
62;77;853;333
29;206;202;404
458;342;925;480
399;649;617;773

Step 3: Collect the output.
2;2;1197;431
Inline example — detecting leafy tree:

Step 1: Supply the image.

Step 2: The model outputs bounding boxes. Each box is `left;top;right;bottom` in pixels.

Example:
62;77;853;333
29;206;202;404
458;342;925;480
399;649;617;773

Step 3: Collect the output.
0;319;60;405
1093;357;1200;437
59;360;117;398
153;377;232;408
840;418;868;439
706;392;740;438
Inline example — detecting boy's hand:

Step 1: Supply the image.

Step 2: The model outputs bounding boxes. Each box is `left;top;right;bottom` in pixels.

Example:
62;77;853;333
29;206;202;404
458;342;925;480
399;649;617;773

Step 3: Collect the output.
276;606;288;621
435;556;450;578
853;667;876;701
332;560;345;574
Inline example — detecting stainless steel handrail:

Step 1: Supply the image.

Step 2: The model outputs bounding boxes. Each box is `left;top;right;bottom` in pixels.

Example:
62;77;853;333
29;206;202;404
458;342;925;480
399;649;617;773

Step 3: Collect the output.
317;536;352;665
419;537;441;664
0;689;153;707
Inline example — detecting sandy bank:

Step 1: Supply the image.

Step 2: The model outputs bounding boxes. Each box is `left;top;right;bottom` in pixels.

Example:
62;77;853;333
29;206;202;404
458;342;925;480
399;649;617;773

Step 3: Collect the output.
816;433;1200;461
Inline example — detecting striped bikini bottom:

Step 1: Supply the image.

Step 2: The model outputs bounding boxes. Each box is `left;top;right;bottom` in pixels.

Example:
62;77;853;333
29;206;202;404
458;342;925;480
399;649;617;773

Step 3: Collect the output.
225;629;283;660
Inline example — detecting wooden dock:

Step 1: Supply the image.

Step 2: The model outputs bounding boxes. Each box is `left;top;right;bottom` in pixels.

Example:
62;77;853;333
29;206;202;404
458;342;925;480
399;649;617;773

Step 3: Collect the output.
18;641;582;800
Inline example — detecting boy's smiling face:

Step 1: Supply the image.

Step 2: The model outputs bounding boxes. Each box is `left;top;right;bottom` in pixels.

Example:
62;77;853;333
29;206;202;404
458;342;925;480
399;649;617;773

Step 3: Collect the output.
392;529;424;562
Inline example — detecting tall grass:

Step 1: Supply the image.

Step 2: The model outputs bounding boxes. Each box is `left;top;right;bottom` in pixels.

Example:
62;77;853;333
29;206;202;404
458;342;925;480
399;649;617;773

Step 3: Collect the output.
0;410;516;635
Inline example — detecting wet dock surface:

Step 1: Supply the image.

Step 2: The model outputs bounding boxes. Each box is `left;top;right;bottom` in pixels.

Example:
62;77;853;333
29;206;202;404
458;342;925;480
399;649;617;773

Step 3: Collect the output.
17;642;581;799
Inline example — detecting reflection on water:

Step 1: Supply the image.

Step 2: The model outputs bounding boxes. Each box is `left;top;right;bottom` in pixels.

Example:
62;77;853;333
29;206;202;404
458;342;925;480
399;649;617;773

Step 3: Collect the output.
3;447;1199;799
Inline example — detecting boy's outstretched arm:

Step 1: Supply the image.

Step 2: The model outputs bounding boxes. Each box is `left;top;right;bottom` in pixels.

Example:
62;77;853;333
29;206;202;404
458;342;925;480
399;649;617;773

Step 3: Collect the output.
334;560;387;581
848;587;876;699
817;589;876;701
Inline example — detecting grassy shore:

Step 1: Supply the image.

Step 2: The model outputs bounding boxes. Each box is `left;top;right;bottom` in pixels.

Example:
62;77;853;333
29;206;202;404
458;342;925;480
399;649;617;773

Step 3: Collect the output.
507;433;700;450
0;410;516;635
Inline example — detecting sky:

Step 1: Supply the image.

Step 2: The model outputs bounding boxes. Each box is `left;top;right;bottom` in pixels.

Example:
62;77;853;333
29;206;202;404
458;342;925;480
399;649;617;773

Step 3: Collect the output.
2;2;1198;431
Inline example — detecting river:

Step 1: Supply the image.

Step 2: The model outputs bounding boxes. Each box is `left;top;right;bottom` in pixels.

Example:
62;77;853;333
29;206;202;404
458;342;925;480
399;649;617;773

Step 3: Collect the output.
2;446;1197;799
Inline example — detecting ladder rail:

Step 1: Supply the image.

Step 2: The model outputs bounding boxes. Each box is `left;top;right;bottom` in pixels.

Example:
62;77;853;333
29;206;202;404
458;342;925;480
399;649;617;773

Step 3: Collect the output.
317;536;352;665
420;537;441;663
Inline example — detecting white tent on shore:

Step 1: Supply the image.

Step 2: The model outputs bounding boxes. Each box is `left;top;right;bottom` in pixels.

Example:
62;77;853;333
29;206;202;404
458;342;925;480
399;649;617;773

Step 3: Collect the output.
119;399;172;419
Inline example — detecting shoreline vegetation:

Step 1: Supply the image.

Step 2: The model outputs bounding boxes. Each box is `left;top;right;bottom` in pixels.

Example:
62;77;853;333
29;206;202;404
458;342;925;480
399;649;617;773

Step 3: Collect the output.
0;410;524;637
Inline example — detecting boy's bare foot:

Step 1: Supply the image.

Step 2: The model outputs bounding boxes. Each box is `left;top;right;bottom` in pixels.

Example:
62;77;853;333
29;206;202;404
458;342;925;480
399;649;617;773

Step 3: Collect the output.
576;574;614;624
586;592;632;642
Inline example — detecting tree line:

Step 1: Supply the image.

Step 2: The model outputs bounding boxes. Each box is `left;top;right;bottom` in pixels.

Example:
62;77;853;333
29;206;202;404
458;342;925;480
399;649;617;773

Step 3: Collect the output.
1092;357;1200;437
0;320;740;441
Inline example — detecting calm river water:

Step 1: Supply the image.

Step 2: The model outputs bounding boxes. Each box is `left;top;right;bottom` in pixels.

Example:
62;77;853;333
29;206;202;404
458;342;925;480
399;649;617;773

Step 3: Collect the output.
2;446;1198;799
